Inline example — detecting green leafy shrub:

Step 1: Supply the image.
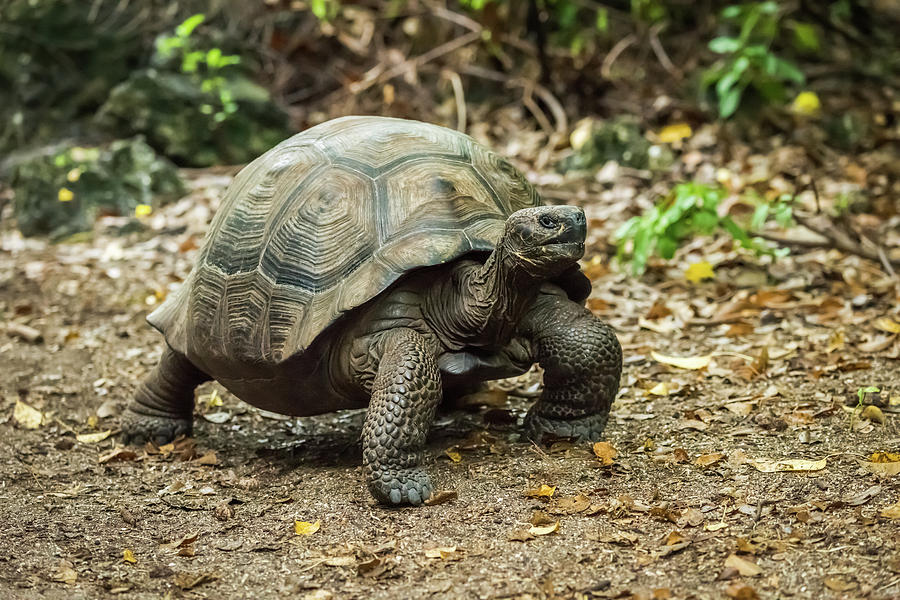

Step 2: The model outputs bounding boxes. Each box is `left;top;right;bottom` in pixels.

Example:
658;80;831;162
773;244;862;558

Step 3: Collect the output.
615;182;793;275
8;138;184;238
97;14;290;166
701;2;806;118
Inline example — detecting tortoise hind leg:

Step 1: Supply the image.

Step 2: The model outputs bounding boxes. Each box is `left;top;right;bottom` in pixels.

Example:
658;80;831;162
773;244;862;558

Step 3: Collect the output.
122;346;210;445
361;328;441;506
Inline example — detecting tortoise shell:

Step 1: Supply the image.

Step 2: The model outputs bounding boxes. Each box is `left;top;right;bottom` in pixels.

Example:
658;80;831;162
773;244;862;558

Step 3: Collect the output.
149;116;540;366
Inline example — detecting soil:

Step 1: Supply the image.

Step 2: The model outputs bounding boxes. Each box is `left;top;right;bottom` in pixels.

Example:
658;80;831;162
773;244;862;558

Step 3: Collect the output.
1;171;898;600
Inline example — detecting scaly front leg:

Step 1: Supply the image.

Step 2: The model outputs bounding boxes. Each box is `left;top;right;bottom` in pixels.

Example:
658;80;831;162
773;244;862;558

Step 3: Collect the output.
362;328;441;506
521;289;622;442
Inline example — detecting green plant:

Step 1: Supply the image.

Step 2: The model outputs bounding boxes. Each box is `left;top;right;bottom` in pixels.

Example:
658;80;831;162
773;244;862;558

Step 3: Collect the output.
614;182;793;276
702;2;806;118
154;14;242;122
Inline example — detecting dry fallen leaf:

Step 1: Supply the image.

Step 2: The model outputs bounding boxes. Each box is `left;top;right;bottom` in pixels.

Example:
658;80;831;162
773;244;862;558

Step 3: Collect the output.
657;122;693;143
507;529;535;542
749;458;827;473
424;546;463;561
424;490;458;506
823;576;856;592
76;429;112;444
51;559;77;584
173;571;217;590
13;400;43;429
685;261;715;283
695;453;725;468
524;484;556;498
294;520;321;535
724;553;762;577
648;381;672;396
123;549;137;564
99;448;138;464
651;351;712;370
860;405;885;424
725;582;759;599
879;502;900;519
528;521;560;536
592;441;617;465
874;317;900;334
444;448;462;463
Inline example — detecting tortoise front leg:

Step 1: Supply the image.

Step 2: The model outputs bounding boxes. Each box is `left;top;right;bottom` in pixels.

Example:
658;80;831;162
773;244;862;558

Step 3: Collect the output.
362;328;440;506
121;346;209;445
520;291;622;442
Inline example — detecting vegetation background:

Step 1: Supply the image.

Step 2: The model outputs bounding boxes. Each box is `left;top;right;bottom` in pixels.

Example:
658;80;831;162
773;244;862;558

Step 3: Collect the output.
0;1;898;599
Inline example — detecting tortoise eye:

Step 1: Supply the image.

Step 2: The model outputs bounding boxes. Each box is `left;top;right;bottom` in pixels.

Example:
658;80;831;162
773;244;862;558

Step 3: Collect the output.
538;214;557;229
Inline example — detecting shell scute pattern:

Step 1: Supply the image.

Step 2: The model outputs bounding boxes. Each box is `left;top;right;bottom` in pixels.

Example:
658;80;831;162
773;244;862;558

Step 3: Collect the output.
150;116;541;366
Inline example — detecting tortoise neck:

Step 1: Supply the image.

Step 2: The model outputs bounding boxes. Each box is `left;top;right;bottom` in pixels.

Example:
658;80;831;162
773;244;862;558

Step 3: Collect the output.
445;243;543;347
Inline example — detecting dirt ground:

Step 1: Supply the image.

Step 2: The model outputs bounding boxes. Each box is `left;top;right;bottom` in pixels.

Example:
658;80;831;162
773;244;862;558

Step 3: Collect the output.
1;167;899;600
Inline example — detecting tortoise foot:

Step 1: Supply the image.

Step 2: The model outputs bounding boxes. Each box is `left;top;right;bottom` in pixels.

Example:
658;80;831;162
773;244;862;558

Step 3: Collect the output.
121;408;192;445
367;467;434;506
523;412;608;443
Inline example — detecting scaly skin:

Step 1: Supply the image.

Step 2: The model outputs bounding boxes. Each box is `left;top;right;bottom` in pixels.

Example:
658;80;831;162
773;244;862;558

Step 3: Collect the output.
361;328;441;506
520;292;622;442
121;347;208;445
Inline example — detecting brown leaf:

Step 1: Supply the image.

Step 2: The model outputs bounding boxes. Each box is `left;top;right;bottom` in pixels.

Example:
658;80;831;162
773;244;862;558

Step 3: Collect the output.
99;448;138;464
844;485;881;506
823;576;856;591
507;528;535;542
173;571;217;590
677;508;705;528
424;490;457;506
695;453;725;467
672;448;690;463
161;531;199;551
550;493;591;515
51;560;77;585
664;530;685;546
530;510;556;526
724;554;762;577
592;442;617;465
725;583;759;599
193;451;218;465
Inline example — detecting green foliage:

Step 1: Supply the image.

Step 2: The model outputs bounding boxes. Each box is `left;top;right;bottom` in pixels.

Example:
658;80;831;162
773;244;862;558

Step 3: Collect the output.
8;138;184;238
557;117;672;172
615;182;793;276
702;2;807;118
97;16;290;167
858;386;880;404
154;14;243;122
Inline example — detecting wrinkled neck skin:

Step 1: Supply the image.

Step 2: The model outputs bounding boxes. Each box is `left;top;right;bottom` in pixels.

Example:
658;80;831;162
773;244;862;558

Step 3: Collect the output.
426;242;556;350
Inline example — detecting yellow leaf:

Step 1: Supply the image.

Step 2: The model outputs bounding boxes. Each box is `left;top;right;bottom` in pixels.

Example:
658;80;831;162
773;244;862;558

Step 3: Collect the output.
294;520;320;535
861;405;885;424
790;91;821;116
204;389;223;409
870;452;900;463
528;521;560;536
135;204;152;218
648;381;671;396
58;187;74;202
524;484;556;498
749;458;827;473
570;119;594;151
874;317;900;334
859;460;900;477
657;123;693;144
76;430;112;444
685;261;715;283
122;549;137;564
13;400;44;429
445;449;462;463
651;351;712;370
705;522;728;532
66;168;82;182
592;441;617;465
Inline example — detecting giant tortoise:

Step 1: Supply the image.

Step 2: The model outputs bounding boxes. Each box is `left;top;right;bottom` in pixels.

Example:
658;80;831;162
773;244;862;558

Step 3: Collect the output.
123;116;622;505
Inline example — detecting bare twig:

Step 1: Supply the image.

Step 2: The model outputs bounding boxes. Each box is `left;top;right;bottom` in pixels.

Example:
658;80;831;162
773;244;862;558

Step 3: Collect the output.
601;34;636;79
441;69;467;133
792;211;900;271
648;23;681;80
348;30;481;95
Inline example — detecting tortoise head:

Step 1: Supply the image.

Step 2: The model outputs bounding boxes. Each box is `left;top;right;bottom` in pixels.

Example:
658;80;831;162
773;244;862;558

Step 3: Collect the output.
501;206;586;277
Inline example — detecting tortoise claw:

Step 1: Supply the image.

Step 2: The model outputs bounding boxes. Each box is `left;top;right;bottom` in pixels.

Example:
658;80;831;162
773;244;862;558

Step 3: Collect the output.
367;468;434;507
120;409;192;446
